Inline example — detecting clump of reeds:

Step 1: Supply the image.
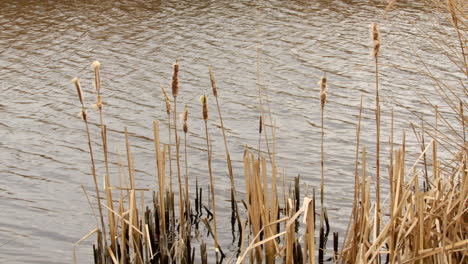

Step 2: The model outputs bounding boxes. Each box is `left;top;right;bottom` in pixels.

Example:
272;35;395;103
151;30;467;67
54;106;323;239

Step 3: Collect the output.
71;1;467;263
341;134;467;263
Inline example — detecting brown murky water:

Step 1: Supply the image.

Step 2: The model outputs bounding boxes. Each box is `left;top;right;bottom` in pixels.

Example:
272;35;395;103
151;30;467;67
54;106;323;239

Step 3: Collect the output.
0;0;463;263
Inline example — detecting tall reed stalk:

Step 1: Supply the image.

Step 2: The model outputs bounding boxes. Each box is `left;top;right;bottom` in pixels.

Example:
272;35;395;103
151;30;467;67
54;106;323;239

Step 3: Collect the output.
171;60;185;233
181;106;189;210
200;94;220;259
371;22;381;243
208;66;242;235
318;74;327;263
161;84;173;195
91;61;116;255
72;77;108;254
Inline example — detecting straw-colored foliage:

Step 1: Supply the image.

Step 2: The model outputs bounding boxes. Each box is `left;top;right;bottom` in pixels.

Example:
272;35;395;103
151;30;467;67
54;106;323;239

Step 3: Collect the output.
71;1;466;263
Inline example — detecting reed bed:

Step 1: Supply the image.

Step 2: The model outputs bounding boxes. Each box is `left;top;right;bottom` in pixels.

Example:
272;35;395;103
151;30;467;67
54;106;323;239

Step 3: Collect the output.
71;1;466;263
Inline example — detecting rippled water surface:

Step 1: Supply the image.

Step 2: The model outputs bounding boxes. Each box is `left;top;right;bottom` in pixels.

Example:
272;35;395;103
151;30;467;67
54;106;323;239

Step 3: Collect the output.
1;0;463;263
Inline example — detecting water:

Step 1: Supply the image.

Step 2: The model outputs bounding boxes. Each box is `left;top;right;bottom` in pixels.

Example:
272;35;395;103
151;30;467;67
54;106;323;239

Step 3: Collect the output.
0;0;464;263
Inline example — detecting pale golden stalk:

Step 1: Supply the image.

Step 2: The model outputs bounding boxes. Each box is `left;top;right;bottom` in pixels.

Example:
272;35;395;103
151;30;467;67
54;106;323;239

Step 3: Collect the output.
160;84;173;195
371;22;382;242
170;60;184;234
91;60;116;254
181;106;189;211
318;74;327;262
71;77;108;252
319;75;327;209
200;94;219;252
208;66;242;234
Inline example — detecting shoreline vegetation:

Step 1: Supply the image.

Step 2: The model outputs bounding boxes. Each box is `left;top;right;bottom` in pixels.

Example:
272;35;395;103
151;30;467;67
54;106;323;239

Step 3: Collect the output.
72;1;466;263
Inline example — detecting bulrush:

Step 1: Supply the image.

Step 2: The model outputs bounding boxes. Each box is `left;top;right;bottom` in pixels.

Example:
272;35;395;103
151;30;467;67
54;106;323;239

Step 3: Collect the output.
171;60;184;241
161;85;171;115
182;105;188;134
72;78;87;121
72;77;85;106
181;105;190;228
172;60;179;98
71;76;107;254
319;75;327;109
91;61;101;93
208;66;242;235
200;95;208;121
371;22;382;244
161;84;174;197
200;93;220;258
209;66;218;97
371;23;380;58
91;61;103;110
318;73;328;263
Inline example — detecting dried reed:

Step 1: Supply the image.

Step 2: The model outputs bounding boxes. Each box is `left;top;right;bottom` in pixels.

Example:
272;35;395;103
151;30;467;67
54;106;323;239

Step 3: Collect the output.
72;2;466;263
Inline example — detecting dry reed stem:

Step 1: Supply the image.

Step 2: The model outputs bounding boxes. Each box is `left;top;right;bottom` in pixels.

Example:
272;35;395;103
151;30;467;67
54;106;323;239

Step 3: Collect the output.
72;77;108;253
170;61;185;237
208;66;242;235
91;61;117;254
161;84;174;196
371;22;382;247
200;94;219;255
181;106;189;210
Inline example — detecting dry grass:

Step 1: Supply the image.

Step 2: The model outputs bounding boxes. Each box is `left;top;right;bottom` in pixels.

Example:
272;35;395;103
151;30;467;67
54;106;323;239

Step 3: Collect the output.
71;1;466;263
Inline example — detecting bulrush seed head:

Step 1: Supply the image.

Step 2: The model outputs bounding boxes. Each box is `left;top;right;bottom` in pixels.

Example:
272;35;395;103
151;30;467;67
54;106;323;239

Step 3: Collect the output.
91;60;101;93
259;115;263;134
171;60;179;98
200;95;208;121
181;106;188;133
371;23;380;57
161;85;171;115
319;76;327;109
208;66;218;97
72;77;84;105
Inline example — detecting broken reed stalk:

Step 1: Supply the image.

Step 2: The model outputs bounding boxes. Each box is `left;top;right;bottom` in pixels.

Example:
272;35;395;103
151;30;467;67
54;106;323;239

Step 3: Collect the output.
209;66;242;235
153;120;167;240
371;22;381;243
339;94;364;262
72;77;108;254
200;94;220;255
91;61;117;255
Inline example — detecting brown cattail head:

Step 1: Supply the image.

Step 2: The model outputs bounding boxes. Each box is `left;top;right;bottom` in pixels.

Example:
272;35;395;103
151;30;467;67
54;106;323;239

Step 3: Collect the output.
371;22;380;57
72;77;84;105
258;115;263;134
200;95;208;121
91;61;101;93
208;66;218;97
319;75;327;109
171;60;179;98
259;115;263;134
160;84;171;115
181;105;188;133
